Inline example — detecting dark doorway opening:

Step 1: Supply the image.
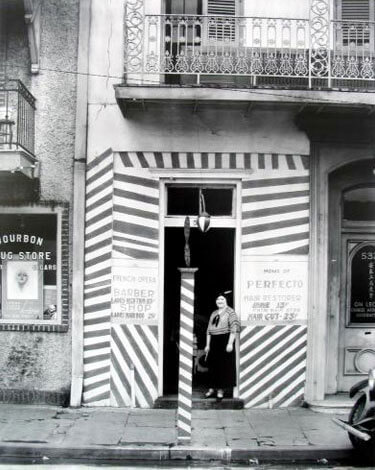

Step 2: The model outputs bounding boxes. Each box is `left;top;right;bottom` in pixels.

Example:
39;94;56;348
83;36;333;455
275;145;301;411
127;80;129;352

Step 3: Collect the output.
163;227;235;395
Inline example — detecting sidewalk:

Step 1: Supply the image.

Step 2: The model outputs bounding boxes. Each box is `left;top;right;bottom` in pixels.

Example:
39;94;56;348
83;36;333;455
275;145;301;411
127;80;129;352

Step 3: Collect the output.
0;404;354;465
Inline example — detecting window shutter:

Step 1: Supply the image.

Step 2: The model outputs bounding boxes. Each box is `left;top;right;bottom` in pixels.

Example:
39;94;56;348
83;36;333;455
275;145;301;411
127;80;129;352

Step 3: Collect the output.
206;0;237;42
207;0;236;16
341;0;370;20
340;0;373;44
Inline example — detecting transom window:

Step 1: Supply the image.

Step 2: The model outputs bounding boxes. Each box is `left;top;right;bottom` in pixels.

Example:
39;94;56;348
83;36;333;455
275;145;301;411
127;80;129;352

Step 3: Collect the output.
166;185;235;216
343;186;375;222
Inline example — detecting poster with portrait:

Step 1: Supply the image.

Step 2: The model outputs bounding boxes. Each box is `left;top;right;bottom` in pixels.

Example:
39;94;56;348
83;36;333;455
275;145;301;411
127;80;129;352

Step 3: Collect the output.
2;257;43;320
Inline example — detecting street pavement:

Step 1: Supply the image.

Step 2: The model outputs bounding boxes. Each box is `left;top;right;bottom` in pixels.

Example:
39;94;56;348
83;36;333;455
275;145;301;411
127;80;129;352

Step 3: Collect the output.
0;404;359;466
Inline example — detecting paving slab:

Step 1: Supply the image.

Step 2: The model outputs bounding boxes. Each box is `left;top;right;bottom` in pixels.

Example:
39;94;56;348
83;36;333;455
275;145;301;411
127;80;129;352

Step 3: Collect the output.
62;412;128;446
191;428;227;447
0;405;58;421
1;421;58;443
0;404;358;465
120;426;176;445
126;409;175;427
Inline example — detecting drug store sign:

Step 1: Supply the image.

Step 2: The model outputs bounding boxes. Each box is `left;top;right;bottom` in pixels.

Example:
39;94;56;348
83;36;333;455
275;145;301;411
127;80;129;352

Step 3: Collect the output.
241;256;308;325
111;260;158;325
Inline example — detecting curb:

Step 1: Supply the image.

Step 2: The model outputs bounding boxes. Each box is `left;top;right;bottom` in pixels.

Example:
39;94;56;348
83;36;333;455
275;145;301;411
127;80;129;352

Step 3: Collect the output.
0;443;355;465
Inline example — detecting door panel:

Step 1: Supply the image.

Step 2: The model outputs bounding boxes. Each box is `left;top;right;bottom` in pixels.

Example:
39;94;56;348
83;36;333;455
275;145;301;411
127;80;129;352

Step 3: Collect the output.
338;234;375;390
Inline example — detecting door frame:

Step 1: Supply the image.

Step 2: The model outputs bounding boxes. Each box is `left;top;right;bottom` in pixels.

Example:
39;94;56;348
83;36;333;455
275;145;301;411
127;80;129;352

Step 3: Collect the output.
157;175;243;397
305;148;375;403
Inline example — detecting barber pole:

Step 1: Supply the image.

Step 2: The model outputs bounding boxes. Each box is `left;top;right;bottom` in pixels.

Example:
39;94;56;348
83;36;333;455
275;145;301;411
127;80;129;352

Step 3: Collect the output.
177;267;198;443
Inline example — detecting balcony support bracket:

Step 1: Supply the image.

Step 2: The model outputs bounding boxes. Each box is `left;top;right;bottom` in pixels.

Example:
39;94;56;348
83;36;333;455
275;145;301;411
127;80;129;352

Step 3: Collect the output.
24;0;42;74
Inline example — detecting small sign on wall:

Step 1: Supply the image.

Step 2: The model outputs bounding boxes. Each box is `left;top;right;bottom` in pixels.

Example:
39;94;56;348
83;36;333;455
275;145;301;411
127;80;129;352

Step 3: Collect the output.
2;257;43;320
240;256;308;325
111;259;158;325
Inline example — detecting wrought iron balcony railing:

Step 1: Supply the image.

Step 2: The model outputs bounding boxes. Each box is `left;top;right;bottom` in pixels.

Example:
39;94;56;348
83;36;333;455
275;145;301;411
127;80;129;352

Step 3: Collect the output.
125;14;375;89
0;80;36;156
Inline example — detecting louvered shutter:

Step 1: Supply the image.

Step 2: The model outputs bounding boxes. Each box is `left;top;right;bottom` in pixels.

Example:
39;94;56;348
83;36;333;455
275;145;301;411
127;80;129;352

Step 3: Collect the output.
206;0;237;42
341;0;371;20
340;0;373;43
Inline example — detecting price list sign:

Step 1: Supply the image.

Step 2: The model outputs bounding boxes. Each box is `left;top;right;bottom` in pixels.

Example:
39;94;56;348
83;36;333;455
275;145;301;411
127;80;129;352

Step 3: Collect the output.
241;256;308;325
349;244;375;324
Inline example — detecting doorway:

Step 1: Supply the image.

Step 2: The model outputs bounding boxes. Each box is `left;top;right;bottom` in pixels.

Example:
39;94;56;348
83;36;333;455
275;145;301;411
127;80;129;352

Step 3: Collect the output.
163;227;235;394
328;159;375;392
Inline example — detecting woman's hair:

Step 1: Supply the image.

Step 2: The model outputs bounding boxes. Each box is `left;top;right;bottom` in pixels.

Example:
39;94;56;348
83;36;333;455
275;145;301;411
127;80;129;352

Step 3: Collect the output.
216;290;232;302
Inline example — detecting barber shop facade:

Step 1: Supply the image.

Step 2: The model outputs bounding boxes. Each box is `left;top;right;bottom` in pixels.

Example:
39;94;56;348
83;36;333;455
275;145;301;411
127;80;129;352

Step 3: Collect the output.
78;0;375;410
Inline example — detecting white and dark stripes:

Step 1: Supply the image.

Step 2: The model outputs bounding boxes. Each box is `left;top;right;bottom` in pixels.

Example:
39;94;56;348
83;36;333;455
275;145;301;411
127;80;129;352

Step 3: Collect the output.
177;269;197;442
242;174;310;255
83;149;114;406
239;325;307;408
110;325;158;407
113;172;159;260
118;151;309;171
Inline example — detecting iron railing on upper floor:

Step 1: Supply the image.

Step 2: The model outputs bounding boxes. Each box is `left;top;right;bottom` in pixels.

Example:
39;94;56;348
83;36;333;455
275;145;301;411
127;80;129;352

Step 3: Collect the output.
0;80;36;156
125;14;375;90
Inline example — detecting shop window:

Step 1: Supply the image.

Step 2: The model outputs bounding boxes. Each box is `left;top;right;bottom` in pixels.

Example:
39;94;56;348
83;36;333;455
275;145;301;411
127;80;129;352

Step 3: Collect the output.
167;185;234;216
0;205;69;332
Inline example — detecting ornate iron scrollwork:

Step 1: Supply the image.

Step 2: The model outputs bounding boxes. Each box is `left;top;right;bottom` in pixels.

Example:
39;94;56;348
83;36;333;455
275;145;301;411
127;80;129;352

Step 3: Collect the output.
309;0;330;78
125;0;144;74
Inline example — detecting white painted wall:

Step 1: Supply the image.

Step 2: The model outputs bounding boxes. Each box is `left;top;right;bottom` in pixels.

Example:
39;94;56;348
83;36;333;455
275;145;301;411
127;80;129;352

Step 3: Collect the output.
88;0;124;104
243;0;309;19
87;103;309;157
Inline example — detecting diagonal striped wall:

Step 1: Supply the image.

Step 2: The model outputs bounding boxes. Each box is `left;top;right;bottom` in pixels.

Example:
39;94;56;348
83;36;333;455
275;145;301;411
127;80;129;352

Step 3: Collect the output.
239;325;308;408
239;156;309;407
83;150;310;408
110;325;158;407
113;171;159;260
118;151;309;171
83;148;114;406
110;161;160;407
242;171;310;255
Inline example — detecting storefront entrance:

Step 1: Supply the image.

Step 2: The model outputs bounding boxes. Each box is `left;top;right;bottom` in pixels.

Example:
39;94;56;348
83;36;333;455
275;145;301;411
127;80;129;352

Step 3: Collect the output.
328;159;375;392
163;227;235;395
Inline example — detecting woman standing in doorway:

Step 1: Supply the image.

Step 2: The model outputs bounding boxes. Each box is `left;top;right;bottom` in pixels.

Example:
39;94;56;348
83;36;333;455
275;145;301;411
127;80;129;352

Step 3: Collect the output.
204;291;240;400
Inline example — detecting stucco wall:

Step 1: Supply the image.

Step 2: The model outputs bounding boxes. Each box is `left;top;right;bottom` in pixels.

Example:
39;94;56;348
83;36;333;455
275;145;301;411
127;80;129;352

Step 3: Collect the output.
32;0;78;202
0;0;79;402
87;103;310;157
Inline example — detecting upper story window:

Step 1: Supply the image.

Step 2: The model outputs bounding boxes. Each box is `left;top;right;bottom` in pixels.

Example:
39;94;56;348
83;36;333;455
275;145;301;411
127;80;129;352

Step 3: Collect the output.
336;0;375;46
165;0;237;42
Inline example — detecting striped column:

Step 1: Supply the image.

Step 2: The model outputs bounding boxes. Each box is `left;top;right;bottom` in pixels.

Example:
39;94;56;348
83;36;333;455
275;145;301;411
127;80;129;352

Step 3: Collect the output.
177;267;198;444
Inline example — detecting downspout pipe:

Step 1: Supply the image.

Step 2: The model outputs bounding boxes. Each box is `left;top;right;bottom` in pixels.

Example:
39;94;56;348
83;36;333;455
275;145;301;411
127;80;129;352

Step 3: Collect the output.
70;0;91;407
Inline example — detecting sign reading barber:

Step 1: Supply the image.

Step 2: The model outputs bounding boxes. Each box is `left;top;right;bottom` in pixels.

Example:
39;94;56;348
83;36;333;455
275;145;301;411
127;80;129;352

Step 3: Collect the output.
241;256;308;324
111;260;158;324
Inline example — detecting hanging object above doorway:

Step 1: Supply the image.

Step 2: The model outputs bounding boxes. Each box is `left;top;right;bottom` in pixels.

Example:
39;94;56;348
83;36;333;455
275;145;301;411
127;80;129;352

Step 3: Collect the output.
197;192;211;233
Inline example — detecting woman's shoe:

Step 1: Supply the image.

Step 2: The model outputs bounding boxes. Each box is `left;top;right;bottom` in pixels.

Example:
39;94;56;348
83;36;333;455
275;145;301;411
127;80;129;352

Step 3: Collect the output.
205;389;215;398
216;390;224;401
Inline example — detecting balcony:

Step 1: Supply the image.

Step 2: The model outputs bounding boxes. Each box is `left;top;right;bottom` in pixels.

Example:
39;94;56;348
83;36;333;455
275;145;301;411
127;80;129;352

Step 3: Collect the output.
124;14;375;92
0;80;37;179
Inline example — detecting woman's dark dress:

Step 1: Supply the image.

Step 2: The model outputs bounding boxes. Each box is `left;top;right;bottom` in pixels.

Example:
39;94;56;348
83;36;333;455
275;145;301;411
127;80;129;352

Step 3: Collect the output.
206;306;240;389
207;333;236;388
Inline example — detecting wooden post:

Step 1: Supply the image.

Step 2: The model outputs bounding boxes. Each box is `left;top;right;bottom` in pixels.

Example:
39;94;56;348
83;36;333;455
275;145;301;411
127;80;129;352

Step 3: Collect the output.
177;267;198;444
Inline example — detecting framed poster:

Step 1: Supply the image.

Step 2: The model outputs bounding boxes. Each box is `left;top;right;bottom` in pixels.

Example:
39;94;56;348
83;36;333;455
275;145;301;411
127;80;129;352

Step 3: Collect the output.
111;259;159;325
240;255;308;325
2;257;43;320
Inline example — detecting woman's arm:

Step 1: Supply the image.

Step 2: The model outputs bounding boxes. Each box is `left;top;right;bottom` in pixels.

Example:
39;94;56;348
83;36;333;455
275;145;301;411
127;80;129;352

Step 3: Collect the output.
204;333;211;353
226;309;240;352
226;332;235;352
